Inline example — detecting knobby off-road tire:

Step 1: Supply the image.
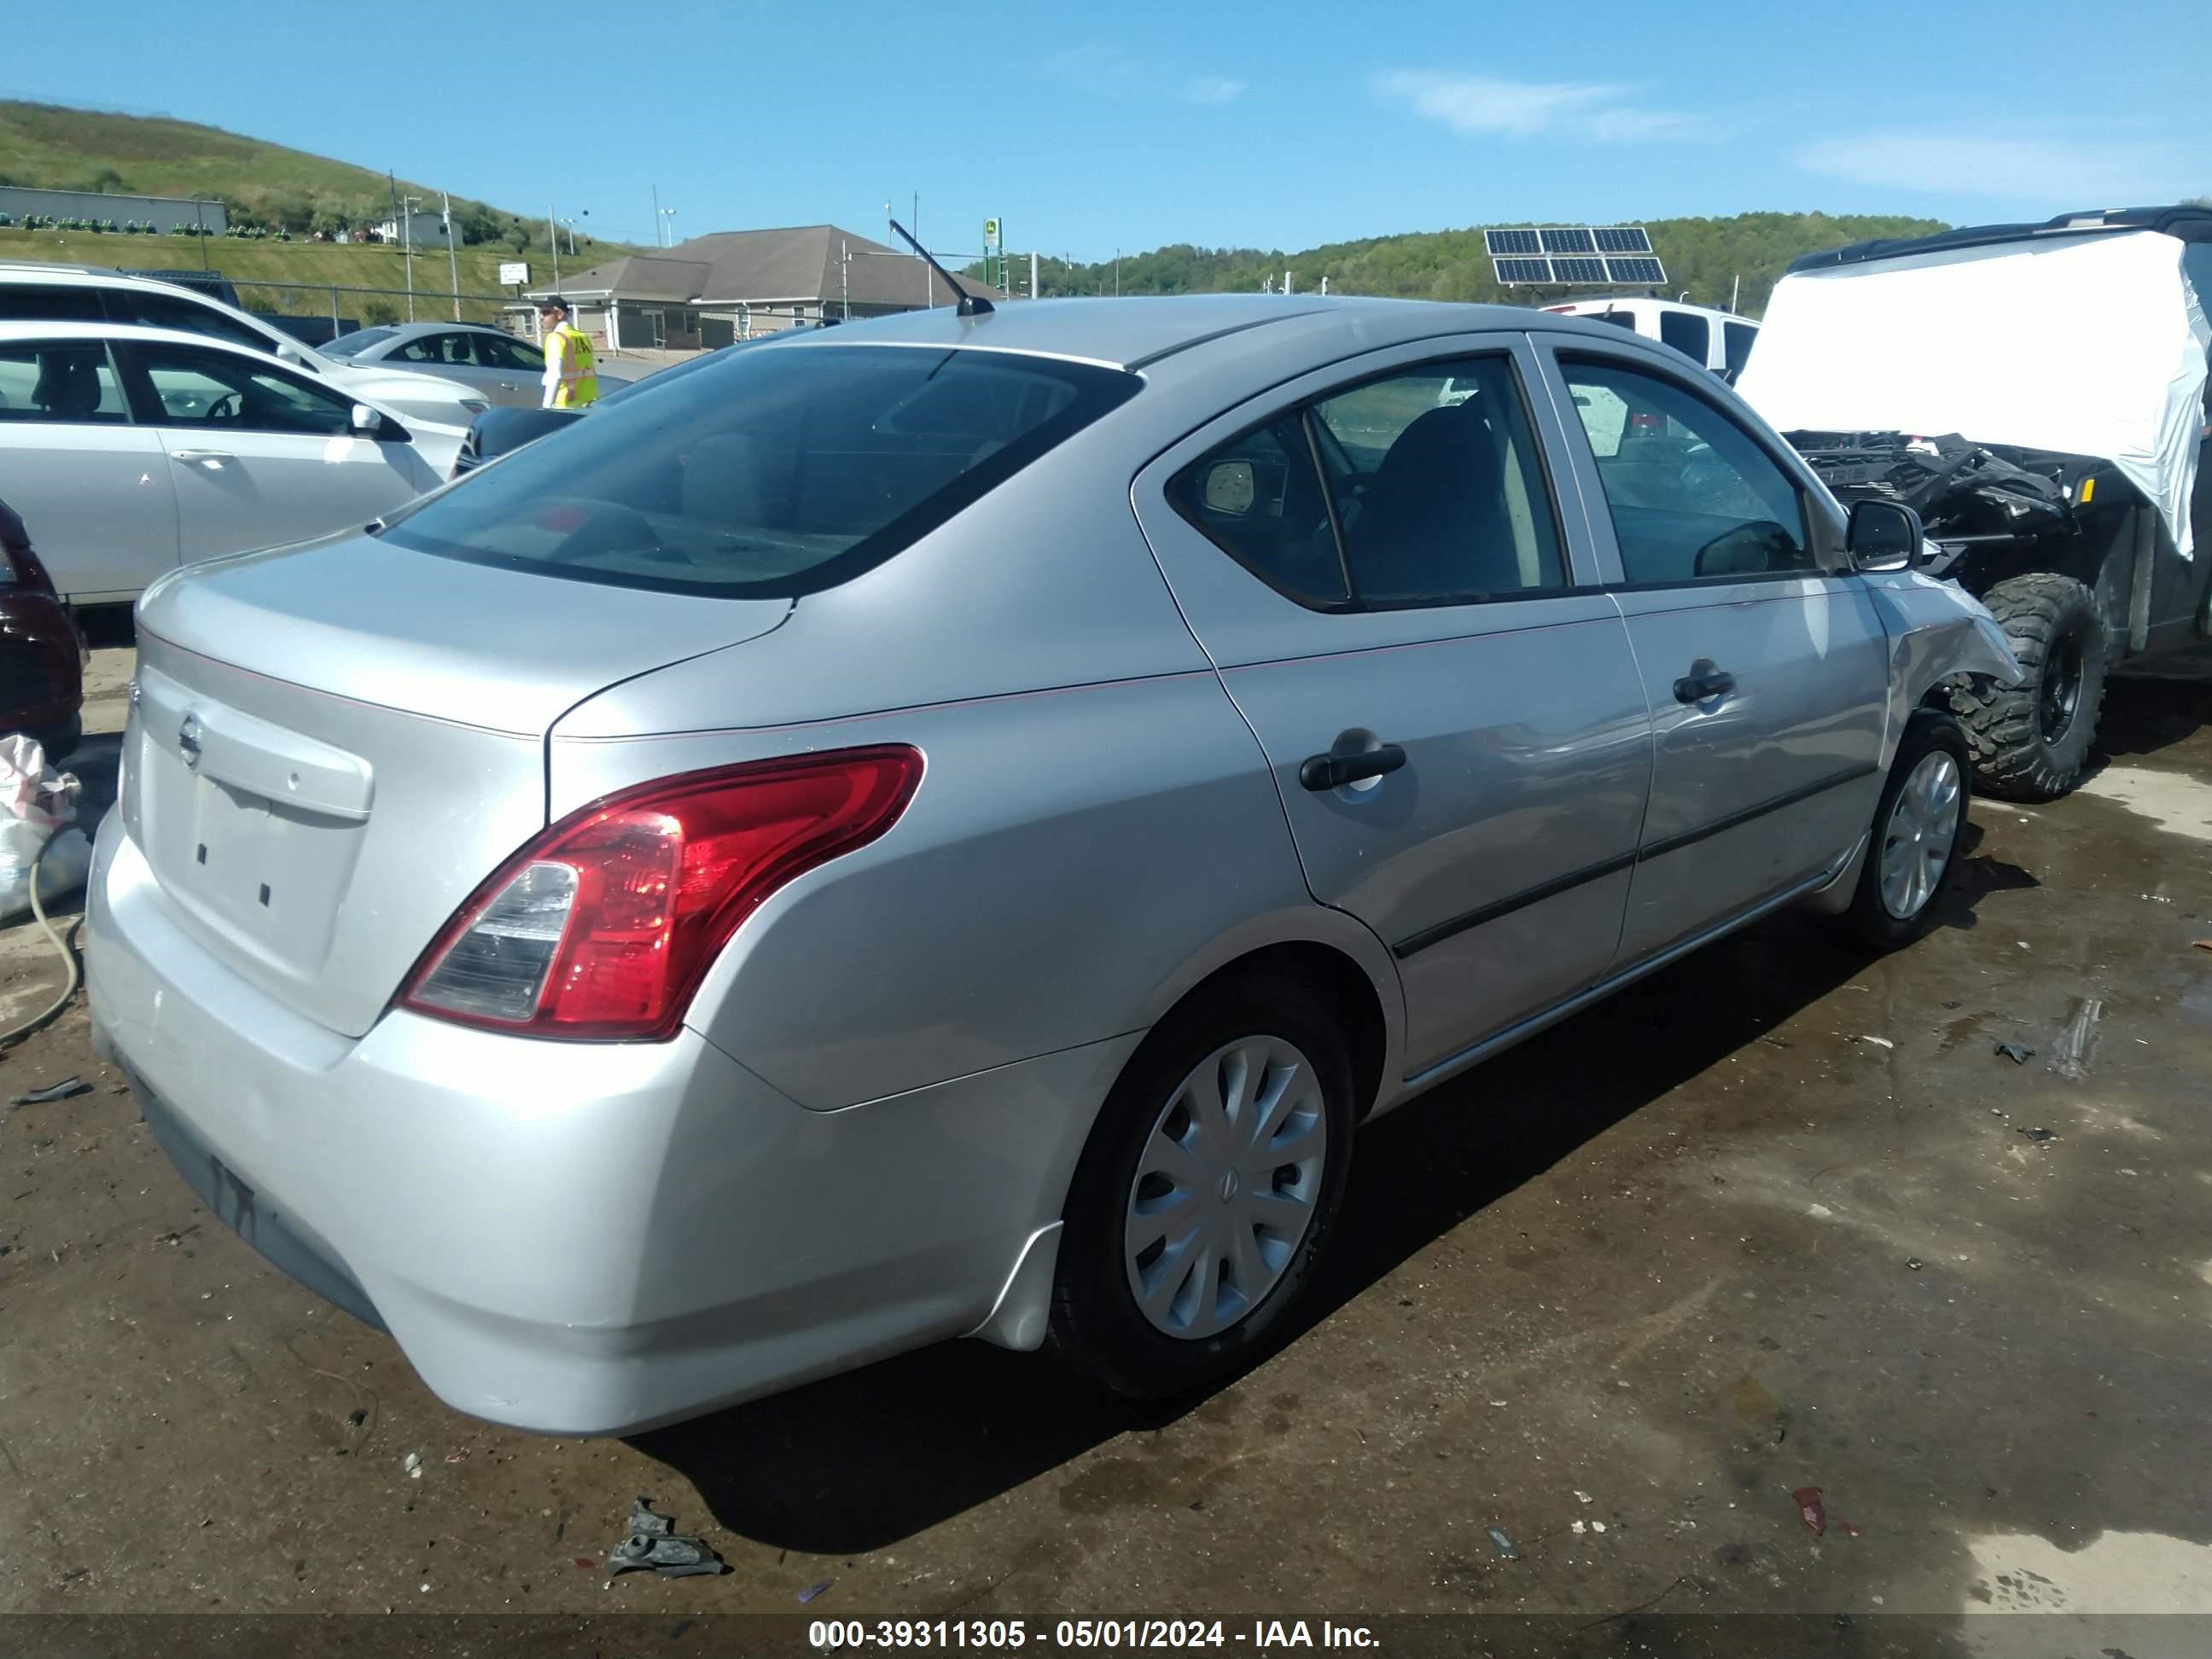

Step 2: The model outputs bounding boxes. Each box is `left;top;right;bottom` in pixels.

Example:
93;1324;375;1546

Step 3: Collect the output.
1048;972;1356;1400
1948;573;2109;801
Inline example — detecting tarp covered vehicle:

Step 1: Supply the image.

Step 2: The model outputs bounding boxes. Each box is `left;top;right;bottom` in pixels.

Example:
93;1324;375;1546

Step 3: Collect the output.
1738;207;2212;799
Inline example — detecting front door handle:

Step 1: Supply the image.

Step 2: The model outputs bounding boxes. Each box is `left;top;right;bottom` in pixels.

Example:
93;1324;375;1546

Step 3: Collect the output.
1300;743;1407;792
170;449;235;467
1673;660;1737;704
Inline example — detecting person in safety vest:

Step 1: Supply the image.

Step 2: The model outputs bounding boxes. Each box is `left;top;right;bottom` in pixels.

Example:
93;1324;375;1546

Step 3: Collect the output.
536;296;599;409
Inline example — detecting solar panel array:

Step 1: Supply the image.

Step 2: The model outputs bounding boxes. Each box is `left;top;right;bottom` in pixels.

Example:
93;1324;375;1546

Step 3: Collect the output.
1493;258;1554;285
1483;227;1664;286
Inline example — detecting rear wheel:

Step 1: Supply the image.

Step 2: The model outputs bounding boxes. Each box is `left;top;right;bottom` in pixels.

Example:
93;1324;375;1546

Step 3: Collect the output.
1846;712;1970;950
1950;573;2109;800
1048;973;1354;1399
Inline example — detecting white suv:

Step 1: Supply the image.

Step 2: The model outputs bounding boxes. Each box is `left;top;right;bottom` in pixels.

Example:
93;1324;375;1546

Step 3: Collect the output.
0;264;489;427
1543;298;1758;382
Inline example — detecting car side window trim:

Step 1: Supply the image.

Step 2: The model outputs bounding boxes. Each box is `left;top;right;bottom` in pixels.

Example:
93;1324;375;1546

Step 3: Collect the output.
1168;346;1582;614
1528;335;1846;584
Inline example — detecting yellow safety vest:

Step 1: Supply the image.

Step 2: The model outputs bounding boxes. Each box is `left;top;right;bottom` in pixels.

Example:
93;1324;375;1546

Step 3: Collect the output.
548;322;599;407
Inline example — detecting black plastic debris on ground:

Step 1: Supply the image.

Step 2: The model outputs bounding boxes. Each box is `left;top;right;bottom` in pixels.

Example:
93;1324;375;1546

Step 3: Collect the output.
1994;1042;2034;1065
10;1076;90;1104
2017;1126;2058;1144
607;1497;726;1578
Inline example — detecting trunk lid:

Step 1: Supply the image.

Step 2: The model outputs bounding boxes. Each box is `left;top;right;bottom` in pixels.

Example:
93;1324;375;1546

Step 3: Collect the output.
125;533;789;1037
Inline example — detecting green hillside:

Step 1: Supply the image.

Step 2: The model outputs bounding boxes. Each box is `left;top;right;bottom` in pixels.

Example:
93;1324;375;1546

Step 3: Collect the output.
0;225;562;325
988;212;1950;317
0;99;609;256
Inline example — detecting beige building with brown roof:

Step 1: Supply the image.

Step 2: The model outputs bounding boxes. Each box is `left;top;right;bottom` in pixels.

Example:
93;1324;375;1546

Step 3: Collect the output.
529;223;1003;351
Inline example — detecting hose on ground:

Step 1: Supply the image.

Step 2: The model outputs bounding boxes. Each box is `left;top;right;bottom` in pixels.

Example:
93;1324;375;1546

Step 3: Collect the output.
0;833;83;1049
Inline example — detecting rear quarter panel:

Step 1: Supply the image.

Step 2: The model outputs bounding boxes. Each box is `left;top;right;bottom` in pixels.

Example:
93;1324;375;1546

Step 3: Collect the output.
554;670;1369;1112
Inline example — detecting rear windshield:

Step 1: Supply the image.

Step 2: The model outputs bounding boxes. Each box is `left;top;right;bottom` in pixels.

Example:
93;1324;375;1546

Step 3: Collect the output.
385;343;1139;597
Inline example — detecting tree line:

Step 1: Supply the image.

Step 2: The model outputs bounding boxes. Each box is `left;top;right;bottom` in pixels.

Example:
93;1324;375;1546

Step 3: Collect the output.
973;212;1952;318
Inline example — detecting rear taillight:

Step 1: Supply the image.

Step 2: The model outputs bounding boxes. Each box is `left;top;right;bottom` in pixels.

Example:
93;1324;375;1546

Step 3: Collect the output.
399;747;923;1041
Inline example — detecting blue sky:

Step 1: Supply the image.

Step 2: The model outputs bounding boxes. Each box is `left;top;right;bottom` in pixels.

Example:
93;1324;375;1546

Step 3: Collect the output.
15;0;2209;261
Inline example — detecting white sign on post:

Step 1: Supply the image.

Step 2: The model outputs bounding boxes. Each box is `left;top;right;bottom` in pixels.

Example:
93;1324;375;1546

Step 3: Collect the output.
498;261;531;286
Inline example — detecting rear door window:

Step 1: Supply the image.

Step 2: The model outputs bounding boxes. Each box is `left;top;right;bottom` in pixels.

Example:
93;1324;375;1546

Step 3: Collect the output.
1658;310;1711;368
1169;353;1565;609
383;344;1140;597
0;341;130;423
1165;415;1346;606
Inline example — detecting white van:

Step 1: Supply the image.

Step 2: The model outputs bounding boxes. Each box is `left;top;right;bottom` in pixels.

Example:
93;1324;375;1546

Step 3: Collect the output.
1542;298;1758;382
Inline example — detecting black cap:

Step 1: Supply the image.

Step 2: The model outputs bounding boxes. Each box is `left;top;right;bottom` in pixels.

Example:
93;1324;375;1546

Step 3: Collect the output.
538;295;570;316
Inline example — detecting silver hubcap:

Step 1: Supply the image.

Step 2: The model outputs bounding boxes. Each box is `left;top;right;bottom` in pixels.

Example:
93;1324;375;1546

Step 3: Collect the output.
1879;750;1962;920
1123;1035;1329;1341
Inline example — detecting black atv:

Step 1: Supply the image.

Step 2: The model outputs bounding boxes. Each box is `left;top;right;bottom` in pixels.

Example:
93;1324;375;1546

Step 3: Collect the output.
1767;207;2212;801
1794;427;2212;799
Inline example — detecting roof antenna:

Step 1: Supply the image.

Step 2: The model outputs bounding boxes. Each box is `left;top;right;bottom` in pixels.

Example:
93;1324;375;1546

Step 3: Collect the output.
886;218;992;317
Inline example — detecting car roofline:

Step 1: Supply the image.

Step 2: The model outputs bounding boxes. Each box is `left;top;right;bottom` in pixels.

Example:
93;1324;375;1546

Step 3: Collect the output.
0;318;361;373
1787;205;2212;275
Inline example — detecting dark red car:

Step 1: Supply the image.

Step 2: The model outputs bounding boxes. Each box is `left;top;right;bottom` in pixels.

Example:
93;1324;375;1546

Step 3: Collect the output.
0;497;85;759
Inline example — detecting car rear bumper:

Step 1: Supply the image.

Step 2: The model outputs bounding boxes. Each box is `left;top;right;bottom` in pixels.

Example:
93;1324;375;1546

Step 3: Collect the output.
87;812;1133;1435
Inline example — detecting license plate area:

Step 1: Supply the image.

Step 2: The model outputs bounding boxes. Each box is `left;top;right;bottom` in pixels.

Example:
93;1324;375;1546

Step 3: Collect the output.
160;771;365;972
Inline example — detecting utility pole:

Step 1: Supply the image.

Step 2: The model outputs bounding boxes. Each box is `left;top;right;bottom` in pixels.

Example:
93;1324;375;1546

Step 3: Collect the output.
548;205;562;291
441;191;460;320
1115;249;1121;297
652;183;662;247
841;239;849;321
1031;249;1039;300
401;194;422;320
1730;272;1741;314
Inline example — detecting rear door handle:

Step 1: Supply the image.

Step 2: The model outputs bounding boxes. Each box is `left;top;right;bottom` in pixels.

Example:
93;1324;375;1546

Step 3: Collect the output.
170;449;235;467
1300;743;1407;792
1673;660;1737;703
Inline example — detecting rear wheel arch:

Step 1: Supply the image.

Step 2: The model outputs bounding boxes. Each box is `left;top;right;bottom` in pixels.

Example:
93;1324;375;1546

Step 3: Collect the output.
1139;932;1396;1122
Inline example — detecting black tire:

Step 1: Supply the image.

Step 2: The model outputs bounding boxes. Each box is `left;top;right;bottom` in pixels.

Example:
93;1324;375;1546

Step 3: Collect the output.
1948;573;2109;800
1048;972;1356;1400
1845;712;1972;952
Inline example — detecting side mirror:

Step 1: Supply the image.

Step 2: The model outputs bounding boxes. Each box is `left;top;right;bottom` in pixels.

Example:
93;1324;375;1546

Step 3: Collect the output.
1846;499;1923;571
350;403;382;436
1202;459;1256;516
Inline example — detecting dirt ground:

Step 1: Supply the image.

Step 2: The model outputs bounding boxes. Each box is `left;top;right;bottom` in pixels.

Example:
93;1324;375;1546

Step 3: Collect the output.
3;667;2209;1642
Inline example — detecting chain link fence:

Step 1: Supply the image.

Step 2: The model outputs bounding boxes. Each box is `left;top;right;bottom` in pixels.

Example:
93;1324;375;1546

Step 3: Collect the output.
229;278;527;344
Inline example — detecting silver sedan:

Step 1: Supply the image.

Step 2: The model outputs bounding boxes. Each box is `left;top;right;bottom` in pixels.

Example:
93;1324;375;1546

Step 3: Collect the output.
319;320;628;407
87;296;2017;1434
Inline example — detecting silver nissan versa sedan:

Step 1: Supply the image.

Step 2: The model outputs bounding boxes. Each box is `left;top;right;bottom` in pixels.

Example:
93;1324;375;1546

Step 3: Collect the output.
87;295;2018;1435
